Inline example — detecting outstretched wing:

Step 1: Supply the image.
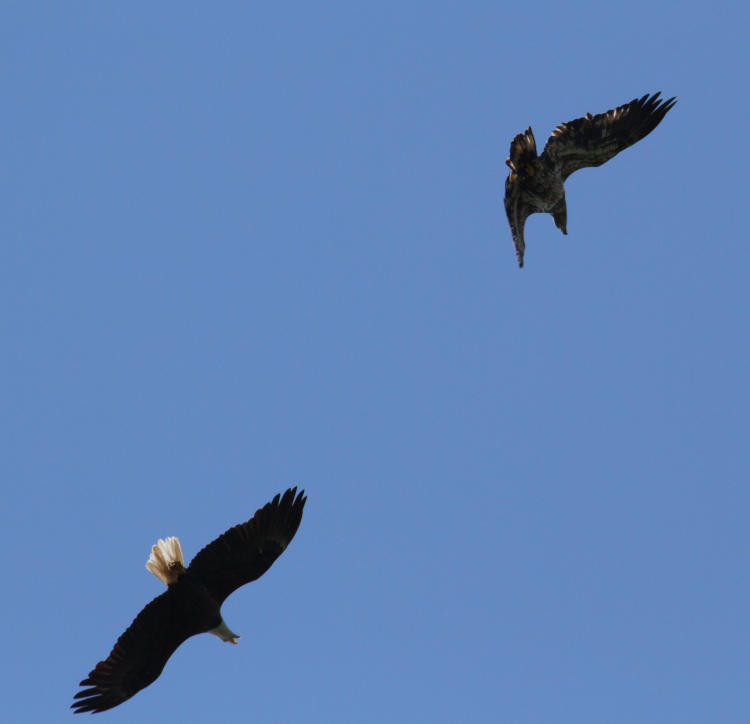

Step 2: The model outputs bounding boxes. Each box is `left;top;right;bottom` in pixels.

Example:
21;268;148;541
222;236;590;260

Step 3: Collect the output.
504;175;536;268
187;487;306;605
541;92;676;180
504;127;540;268
72;591;197;713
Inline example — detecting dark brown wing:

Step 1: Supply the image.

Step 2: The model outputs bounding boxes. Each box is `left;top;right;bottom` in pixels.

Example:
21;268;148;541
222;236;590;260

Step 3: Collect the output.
541;92;676;180
72;589;199;713
187;487;306;605
504;176;536;268
504;127;540;268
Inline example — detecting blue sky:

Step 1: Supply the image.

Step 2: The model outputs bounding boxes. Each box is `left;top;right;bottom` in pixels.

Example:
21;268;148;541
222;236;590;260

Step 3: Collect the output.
3;3;749;722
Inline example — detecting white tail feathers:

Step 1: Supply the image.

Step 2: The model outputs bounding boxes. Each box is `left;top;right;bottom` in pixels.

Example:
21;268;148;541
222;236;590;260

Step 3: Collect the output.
146;536;185;585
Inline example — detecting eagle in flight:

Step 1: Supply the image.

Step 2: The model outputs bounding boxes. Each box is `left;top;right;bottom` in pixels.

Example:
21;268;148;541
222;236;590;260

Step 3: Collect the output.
72;487;306;714
503;92;676;267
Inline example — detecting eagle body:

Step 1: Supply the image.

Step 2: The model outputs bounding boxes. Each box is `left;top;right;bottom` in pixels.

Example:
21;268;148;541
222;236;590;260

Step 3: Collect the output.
164;573;226;638
72;487;306;714
504;92;676;267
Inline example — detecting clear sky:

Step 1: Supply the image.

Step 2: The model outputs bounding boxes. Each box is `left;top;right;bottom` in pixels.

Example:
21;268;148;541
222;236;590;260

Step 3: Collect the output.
3;3;749;723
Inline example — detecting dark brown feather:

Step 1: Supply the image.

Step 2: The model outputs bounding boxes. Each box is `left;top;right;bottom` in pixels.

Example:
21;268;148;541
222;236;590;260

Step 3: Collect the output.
71;589;203;713
187;487;307;604
541;92;677;180
504;128;540;268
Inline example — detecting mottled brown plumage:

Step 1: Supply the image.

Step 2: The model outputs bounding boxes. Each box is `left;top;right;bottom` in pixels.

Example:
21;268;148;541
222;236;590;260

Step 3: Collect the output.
72;487;306;714
504;92;676;267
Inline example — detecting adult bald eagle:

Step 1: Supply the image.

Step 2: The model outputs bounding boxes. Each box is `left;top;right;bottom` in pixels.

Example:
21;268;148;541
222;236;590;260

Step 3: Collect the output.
504;92;676;267
72;487;306;714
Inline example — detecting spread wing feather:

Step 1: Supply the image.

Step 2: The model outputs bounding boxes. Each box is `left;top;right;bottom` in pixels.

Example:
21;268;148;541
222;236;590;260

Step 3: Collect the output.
72;591;198;713
504;128;539;268
541;92;676;181
187;487;306;604
504;178;535;269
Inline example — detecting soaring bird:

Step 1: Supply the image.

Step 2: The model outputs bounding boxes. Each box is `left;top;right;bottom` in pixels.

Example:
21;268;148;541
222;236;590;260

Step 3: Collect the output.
503;92;676;267
72;487;306;714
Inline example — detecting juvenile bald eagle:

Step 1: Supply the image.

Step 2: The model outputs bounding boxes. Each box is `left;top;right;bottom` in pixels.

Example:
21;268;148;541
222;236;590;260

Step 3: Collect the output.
504;91;676;267
72;487;306;714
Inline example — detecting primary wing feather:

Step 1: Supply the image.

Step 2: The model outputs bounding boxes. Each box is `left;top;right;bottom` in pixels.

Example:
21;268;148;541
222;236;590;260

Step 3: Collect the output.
72;591;197;714
187;487;306;604
542;92;677;180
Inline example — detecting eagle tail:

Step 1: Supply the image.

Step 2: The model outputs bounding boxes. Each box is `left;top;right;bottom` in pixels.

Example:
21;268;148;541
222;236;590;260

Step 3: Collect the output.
505;127;537;171
146;536;185;585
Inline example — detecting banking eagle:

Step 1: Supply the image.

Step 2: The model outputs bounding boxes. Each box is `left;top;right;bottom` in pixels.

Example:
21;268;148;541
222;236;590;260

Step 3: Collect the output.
72;487;306;714
504;92;676;267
